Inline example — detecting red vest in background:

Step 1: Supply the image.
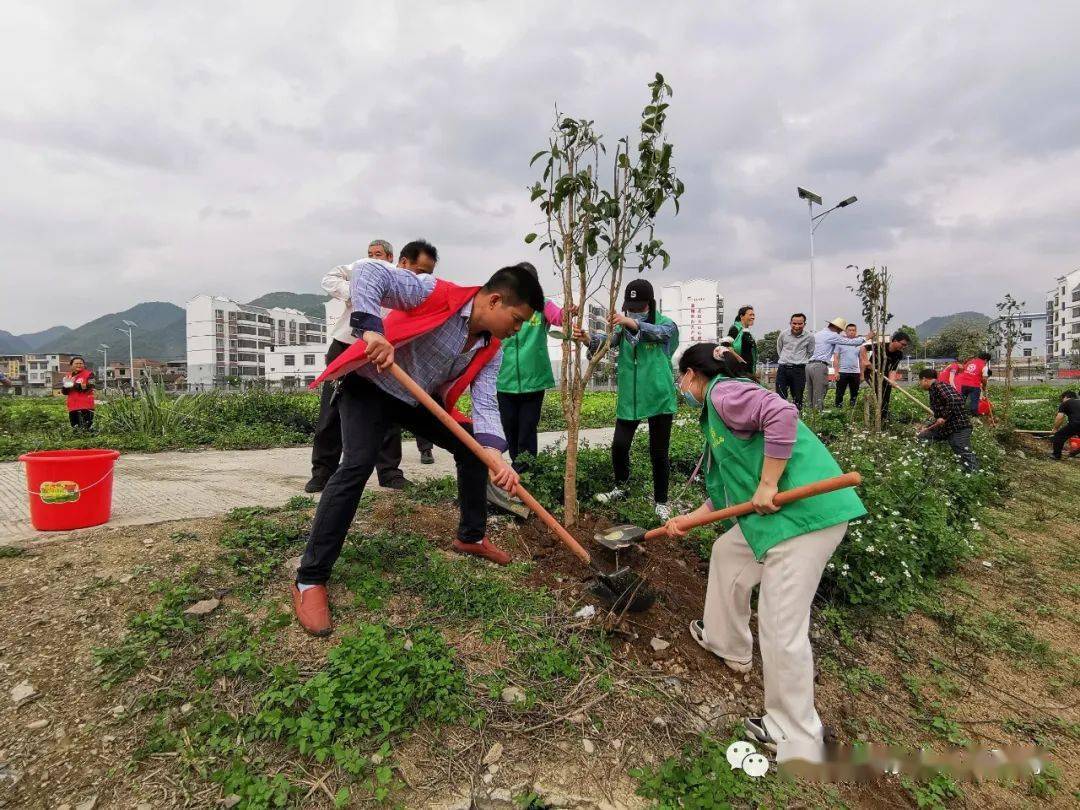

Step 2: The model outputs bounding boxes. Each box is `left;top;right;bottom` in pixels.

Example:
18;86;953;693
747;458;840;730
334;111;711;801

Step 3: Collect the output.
64;369;95;411
954;357;987;389
310;279;500;424
937;362;962;390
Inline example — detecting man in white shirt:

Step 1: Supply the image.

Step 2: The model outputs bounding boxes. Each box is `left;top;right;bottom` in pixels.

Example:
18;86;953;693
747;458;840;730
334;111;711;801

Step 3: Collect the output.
306;239;439;492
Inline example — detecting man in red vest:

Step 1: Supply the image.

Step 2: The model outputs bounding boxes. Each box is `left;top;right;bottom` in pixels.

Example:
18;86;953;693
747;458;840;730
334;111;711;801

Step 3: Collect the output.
291;261;544;636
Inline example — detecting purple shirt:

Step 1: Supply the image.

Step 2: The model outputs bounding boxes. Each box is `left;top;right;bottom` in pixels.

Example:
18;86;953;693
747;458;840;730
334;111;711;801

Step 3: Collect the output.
709;379;798;459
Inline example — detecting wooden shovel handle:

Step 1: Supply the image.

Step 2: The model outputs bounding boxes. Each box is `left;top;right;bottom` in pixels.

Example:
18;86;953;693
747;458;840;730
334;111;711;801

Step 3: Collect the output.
387;363;592;565
867;365;935;416
642;471;863;541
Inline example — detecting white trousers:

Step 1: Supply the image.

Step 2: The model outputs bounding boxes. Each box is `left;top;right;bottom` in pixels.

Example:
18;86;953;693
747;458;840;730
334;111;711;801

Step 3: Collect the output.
701;520;847;763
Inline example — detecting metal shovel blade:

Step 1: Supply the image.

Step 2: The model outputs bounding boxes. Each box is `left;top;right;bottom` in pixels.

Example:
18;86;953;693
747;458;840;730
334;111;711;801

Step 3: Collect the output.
486;482;531;520
586;566;655;612
595;524;647;551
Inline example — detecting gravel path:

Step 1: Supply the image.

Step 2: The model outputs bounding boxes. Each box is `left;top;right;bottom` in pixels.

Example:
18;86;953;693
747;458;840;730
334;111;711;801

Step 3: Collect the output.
0;428;615;545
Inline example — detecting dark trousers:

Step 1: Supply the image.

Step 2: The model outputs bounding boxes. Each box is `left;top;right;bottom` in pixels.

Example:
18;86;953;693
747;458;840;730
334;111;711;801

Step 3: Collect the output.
498;390;545;472
310;340;409;485
918;426;979;471
775;364;806;410
835;372;861;407
960;385;981;415
298;377;489;584
1051;422;1080;458
69;409;94;430
612;414;673;503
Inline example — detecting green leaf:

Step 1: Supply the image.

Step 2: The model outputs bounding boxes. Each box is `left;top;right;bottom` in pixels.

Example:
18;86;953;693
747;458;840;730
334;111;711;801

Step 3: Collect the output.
334;787;350;808
529;150;549;166
524;233;538;244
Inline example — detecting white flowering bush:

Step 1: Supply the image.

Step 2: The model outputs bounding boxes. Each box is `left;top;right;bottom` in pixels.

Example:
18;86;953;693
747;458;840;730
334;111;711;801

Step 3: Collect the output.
806;410;1006;610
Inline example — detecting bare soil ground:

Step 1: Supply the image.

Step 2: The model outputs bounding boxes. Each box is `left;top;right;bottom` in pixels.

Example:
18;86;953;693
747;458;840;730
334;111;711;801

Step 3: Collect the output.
0;447;1077;808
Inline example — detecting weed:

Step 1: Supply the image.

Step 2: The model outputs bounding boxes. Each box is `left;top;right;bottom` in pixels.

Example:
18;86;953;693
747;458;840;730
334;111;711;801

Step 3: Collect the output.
92;571;204;687
219;509;307;593
900;772;963;809
1027;761;1061;799
169;530;199;542
0;546;25;558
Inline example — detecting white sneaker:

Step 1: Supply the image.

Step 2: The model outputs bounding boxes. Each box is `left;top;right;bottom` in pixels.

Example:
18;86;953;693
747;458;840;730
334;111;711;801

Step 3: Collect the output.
595;487;626;504
654;502;671;521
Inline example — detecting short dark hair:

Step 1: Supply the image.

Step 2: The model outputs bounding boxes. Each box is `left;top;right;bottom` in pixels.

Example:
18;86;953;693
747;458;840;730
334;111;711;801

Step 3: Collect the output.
483;265;544;312
977;351;992;361
1062;390;1078;400
515;261;539;280
790;313;806;322
891;330;911;344
399;239;438;264
919;368;938;380
678;342;749;379
70;355;85;364
737;305;754;320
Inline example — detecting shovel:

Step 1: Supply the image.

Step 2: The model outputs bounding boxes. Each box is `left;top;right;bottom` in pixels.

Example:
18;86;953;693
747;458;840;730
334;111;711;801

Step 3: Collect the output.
866;366;934;416
386;363;655;612
595;472;863;551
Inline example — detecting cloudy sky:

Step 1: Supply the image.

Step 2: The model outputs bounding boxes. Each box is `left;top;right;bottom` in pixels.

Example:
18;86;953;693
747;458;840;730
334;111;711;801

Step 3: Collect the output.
2;1;1078;336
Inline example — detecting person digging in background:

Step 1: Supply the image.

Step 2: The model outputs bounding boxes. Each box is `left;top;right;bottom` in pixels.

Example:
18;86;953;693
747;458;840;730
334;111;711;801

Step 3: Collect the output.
291;262;543;637
865;331;911;420
60;356;96;431
916;368;979;471
496;261;572;475
832;323;867;409
774;312;813;411
1049;390;1080;460
805;317;871;411
307;239;439;493
953;351;992;415
937;358;962;390
666;342;866;764
574;278;679;521
728;305;758;376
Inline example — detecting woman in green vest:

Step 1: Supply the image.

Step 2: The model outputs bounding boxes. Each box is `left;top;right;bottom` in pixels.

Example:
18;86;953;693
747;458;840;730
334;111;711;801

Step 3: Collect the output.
727;305;758;374
574;278;679;520
497;262;568;473
666;342;865;764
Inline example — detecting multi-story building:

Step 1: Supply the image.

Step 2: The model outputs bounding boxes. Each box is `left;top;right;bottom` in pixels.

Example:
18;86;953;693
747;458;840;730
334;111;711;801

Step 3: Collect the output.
25;353;77;395
659;278;724;360
185;296;326;388
987;312;1047;360
1046;268;1080;366
1;355;27;395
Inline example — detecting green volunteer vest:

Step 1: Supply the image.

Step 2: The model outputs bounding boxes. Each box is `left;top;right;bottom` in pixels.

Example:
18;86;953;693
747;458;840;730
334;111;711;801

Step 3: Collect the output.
729;322;758;373
615;314;679;421
701;376;866;559
497;309;556;394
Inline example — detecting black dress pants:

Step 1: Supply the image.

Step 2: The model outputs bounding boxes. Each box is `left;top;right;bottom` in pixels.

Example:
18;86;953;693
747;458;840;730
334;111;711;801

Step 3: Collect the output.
298;376;490;584
310;340;409;485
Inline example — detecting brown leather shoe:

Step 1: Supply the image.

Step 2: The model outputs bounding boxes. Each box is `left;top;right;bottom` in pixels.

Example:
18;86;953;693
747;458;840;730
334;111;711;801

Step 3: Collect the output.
290;583;332;637
452;536;511;566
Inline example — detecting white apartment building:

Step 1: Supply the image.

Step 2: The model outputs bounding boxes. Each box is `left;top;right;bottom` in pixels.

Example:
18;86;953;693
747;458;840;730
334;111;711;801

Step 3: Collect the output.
185;296;326;387
264;298;347;384
659;278;724;360
1045;268;1080;364
987;312;1047;360
25;353;77;395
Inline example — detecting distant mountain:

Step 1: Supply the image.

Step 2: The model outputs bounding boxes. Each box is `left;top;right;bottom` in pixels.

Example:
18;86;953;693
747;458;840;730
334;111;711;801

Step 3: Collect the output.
914;311;991;339
19;325;73;350
246;291;328;320
35;301;187;362
0;331;30;354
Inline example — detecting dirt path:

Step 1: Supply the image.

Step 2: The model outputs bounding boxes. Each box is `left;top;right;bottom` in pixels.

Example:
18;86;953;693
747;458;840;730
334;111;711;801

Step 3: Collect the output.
0;427;615;545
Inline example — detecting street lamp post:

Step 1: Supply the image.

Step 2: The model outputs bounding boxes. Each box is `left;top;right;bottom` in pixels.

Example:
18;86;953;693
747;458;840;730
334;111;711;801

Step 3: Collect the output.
116;320;137;395
797;187;858;327
98;344;109;394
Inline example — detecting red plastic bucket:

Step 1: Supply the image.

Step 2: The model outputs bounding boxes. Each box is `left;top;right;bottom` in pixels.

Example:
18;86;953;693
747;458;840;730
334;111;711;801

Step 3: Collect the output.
19;449;121;531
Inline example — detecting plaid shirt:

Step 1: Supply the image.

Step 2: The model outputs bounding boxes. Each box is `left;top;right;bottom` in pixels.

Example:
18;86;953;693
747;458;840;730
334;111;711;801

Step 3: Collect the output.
928;380;971;436
349;260;506;451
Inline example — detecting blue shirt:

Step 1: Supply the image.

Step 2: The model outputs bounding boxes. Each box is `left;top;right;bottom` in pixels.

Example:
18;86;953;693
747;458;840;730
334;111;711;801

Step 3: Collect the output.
348;259;506;451
809;327;867;363
834;340;864;373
